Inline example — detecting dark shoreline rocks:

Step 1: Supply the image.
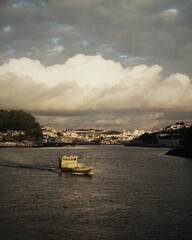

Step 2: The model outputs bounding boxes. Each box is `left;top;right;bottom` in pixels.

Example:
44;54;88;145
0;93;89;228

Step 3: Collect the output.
165;147;192;159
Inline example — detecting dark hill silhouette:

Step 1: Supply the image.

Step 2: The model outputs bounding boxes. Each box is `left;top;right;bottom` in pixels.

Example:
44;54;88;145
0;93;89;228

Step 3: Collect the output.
166;126;192;159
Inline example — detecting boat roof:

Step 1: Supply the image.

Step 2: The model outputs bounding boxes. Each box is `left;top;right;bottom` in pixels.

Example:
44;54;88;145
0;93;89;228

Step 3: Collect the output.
61;155;78;159
62;155;78;157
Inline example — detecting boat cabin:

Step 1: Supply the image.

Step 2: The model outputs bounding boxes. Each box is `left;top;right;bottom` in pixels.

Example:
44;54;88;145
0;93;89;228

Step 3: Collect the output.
59;155;79;169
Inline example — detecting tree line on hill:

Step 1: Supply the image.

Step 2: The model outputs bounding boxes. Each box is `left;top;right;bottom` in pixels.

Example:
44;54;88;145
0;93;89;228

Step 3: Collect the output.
0;109;42;141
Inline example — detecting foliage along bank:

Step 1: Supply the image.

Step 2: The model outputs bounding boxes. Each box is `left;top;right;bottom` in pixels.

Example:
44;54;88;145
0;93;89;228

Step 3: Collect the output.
0;109;42;142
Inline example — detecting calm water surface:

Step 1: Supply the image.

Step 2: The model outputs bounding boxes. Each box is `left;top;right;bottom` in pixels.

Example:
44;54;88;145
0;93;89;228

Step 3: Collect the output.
0;145;192;240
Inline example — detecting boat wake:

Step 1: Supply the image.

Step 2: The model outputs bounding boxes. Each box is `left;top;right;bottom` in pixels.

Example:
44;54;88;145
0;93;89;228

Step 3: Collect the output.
68;171;93;176
0;162;57;172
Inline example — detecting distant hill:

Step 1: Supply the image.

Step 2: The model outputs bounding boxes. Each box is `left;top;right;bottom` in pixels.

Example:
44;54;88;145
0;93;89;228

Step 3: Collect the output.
0;109;42;141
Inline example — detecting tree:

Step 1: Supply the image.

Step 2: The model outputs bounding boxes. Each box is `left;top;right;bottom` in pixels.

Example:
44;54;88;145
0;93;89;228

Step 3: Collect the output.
0;109;42;141
0;110;9;131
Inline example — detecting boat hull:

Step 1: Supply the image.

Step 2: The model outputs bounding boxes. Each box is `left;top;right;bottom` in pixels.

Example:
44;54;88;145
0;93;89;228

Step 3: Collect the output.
59;166;93;175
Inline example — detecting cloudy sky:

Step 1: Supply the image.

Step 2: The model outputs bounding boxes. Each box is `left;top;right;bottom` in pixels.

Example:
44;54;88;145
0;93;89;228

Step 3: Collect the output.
0;0;192;131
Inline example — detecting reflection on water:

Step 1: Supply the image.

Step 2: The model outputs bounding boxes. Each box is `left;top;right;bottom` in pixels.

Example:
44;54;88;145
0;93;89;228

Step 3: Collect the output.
59;172;93;179
1;145;192;240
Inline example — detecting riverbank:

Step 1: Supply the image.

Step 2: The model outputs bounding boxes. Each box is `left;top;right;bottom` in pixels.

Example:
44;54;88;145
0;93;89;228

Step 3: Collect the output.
165;147;192;159
0;142;68;148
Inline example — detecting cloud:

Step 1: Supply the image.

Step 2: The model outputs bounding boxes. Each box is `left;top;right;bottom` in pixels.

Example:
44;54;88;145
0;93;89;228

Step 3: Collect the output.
0;0;191;130
3;25;12;32
0;0;191;76
0;55;191;130
0;55;123;88
163;9;178;16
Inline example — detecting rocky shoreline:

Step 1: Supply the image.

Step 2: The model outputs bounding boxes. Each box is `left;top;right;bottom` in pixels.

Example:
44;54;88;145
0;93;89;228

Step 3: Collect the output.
165;147;192;159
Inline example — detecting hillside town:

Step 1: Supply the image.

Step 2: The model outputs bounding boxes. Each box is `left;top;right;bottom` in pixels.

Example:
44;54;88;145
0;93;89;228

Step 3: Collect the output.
41;126;147;145
0;122;191;148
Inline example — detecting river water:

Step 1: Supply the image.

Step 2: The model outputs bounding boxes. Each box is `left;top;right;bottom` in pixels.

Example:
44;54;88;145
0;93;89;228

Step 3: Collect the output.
0;145;192;240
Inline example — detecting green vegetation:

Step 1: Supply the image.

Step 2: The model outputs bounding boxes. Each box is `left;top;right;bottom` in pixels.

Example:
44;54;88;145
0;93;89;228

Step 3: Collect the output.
0;109;42;141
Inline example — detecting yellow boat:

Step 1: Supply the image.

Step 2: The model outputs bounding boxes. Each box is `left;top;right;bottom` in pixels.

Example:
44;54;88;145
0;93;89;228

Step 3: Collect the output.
59;155;93;175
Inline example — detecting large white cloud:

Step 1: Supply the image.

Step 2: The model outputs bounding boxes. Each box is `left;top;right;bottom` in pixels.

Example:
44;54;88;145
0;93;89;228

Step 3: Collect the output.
0;55;124;88
0;54;191;129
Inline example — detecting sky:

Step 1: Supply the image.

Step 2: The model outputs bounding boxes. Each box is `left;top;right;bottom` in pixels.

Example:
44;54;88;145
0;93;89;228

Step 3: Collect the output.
0;0;192;131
